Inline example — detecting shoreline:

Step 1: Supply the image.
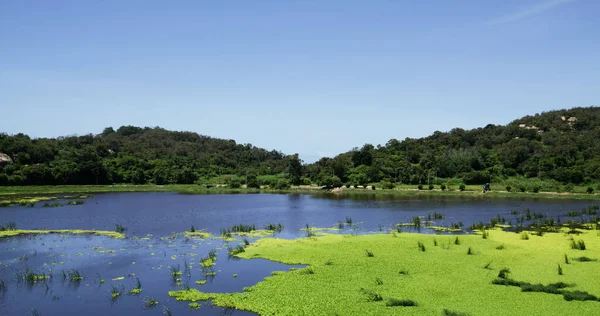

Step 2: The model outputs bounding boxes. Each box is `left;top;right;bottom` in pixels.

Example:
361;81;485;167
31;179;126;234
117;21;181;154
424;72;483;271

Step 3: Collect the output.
0;184;598;200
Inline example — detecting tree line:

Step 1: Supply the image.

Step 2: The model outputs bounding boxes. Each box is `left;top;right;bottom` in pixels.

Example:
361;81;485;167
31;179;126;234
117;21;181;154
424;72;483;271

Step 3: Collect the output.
1;107;599;188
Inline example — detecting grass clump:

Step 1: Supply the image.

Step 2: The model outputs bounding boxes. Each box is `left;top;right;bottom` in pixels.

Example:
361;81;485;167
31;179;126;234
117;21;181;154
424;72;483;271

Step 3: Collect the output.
365;249;375;257
557;264;563;276
497;268;510;279
454;237;461;245
570;239;586;250
0;222;17;231
520;232;529;240
228;245;246;256
375;277;383;285
359;288;382;302
129;277;142;294
115;224;126;233
265;223;283;232
111;285;123;299
417;242;426;252
386;298;418;307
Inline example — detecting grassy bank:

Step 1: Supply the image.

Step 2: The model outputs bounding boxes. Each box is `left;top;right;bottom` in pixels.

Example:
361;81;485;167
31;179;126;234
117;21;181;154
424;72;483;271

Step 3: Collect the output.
169;229;600;315
0;184;598;200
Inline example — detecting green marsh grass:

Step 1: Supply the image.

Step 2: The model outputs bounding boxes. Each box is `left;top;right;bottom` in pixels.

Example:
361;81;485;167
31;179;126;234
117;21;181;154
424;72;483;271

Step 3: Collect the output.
570;239;586;250
265;223;283;232
558;264;563;276
129;277;142;294
111;285;123;299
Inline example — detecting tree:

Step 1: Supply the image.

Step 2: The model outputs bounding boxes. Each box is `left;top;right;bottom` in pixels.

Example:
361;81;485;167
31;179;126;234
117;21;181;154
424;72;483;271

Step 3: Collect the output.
287;154;303;185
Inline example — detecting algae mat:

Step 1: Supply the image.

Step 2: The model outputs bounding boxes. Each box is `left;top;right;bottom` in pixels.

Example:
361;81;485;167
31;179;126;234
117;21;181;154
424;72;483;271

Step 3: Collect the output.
170;230;600;315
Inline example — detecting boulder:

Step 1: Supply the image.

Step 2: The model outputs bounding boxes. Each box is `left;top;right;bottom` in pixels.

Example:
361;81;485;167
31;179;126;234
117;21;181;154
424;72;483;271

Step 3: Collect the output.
0;153;13;165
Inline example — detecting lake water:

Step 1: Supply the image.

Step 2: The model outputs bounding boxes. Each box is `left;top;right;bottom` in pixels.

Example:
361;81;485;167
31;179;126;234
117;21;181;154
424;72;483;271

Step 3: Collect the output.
0;193;597;315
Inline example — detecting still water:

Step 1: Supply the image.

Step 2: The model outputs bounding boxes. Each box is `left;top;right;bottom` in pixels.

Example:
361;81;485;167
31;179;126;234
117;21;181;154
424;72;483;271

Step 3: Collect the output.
0;193;596;315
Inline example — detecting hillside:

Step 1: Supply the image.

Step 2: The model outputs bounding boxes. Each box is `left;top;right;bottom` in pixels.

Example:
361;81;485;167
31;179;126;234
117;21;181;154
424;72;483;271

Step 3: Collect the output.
1;106;599;188
305;106;600;188
0;126;292;186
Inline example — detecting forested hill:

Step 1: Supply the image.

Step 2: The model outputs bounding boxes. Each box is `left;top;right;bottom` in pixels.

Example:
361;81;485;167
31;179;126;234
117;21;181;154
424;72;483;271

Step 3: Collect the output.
1;107;599;188
0;126;293;185
305;106;600;187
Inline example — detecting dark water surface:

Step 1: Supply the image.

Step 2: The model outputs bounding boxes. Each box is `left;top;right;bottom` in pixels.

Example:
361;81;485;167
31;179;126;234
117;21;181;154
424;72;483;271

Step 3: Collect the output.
0;193;597;315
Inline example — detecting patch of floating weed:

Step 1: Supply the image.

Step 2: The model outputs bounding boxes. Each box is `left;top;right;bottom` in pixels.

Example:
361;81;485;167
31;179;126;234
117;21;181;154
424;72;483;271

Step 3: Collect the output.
189;302;201;309
67;200;84;205
0;229;125;239
195;280;206;285
228;245;245;256
43;202;63;208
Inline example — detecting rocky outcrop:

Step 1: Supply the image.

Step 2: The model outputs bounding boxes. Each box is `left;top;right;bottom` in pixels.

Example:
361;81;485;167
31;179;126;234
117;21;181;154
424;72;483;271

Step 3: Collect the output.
0;153;13;165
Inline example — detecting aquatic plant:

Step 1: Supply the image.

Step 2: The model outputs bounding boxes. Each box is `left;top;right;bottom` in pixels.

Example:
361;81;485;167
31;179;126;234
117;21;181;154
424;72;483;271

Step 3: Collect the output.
564;254;570;264
265;223;283;232
483;262;492;270
300;267;315;275
30;309;41;316
412;216;421;227
428;212;445;220
497;268;510;279
520;232;529;240
129;277;142;294
359;288;382;302
433;238;438;246
17;268;50;284
337;221;344;229
0;221;17;231
190;225;196;233
67;200;84;205
386;298;418;307
467;247;473;255
43;202;63;208
195;280;206;285
570;239;586;250
481;230;489;239
365;249;375;257
61;269;82;282
169;265;182;276
399;269;409;275
344;216;353;225
143;297;158;308
230;224;256;233
111;285;123;299
189;302;201;309
557;264;563;276
496;244;505;250
443;309;470;316
228;245;246;256
375;277;383;285
115;224;126;233
0;279;6;294
243;238;250;246
163;306;172;316
417;242;426;252
220;228;233;239
454;236;461;245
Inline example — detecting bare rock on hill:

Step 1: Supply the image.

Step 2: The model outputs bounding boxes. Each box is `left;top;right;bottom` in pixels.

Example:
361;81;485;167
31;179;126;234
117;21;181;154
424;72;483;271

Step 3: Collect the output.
0;153;13;165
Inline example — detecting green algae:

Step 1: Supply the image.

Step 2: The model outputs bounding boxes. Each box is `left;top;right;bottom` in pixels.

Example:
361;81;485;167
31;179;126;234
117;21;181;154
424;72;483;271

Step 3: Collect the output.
169;229;600;315
0;229;125;239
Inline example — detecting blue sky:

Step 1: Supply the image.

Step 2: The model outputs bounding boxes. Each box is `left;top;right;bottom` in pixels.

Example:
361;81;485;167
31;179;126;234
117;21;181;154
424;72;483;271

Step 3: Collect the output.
1;0;598;162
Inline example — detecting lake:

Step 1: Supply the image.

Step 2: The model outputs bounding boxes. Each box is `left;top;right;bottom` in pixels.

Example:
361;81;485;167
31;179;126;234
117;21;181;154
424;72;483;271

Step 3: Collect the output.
0;193;597;315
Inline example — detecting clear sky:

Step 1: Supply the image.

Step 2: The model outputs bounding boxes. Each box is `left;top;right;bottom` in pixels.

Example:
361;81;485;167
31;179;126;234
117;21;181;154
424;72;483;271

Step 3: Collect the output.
1;0;598;162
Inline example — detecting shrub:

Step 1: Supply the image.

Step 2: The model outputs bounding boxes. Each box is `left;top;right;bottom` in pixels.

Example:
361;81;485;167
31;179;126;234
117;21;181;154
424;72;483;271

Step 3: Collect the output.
532;186;540;193
380;181;395;189
302;178;311;185
246;178;260;189
587;187;594;194
440;184;446;191
459;184;465;191
428;184;434;190
506;186;512;192
564;183;574;193
227;178;242;188
272;179;291;190
519;186;526;192
418;184;423;190
371;185;376;190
